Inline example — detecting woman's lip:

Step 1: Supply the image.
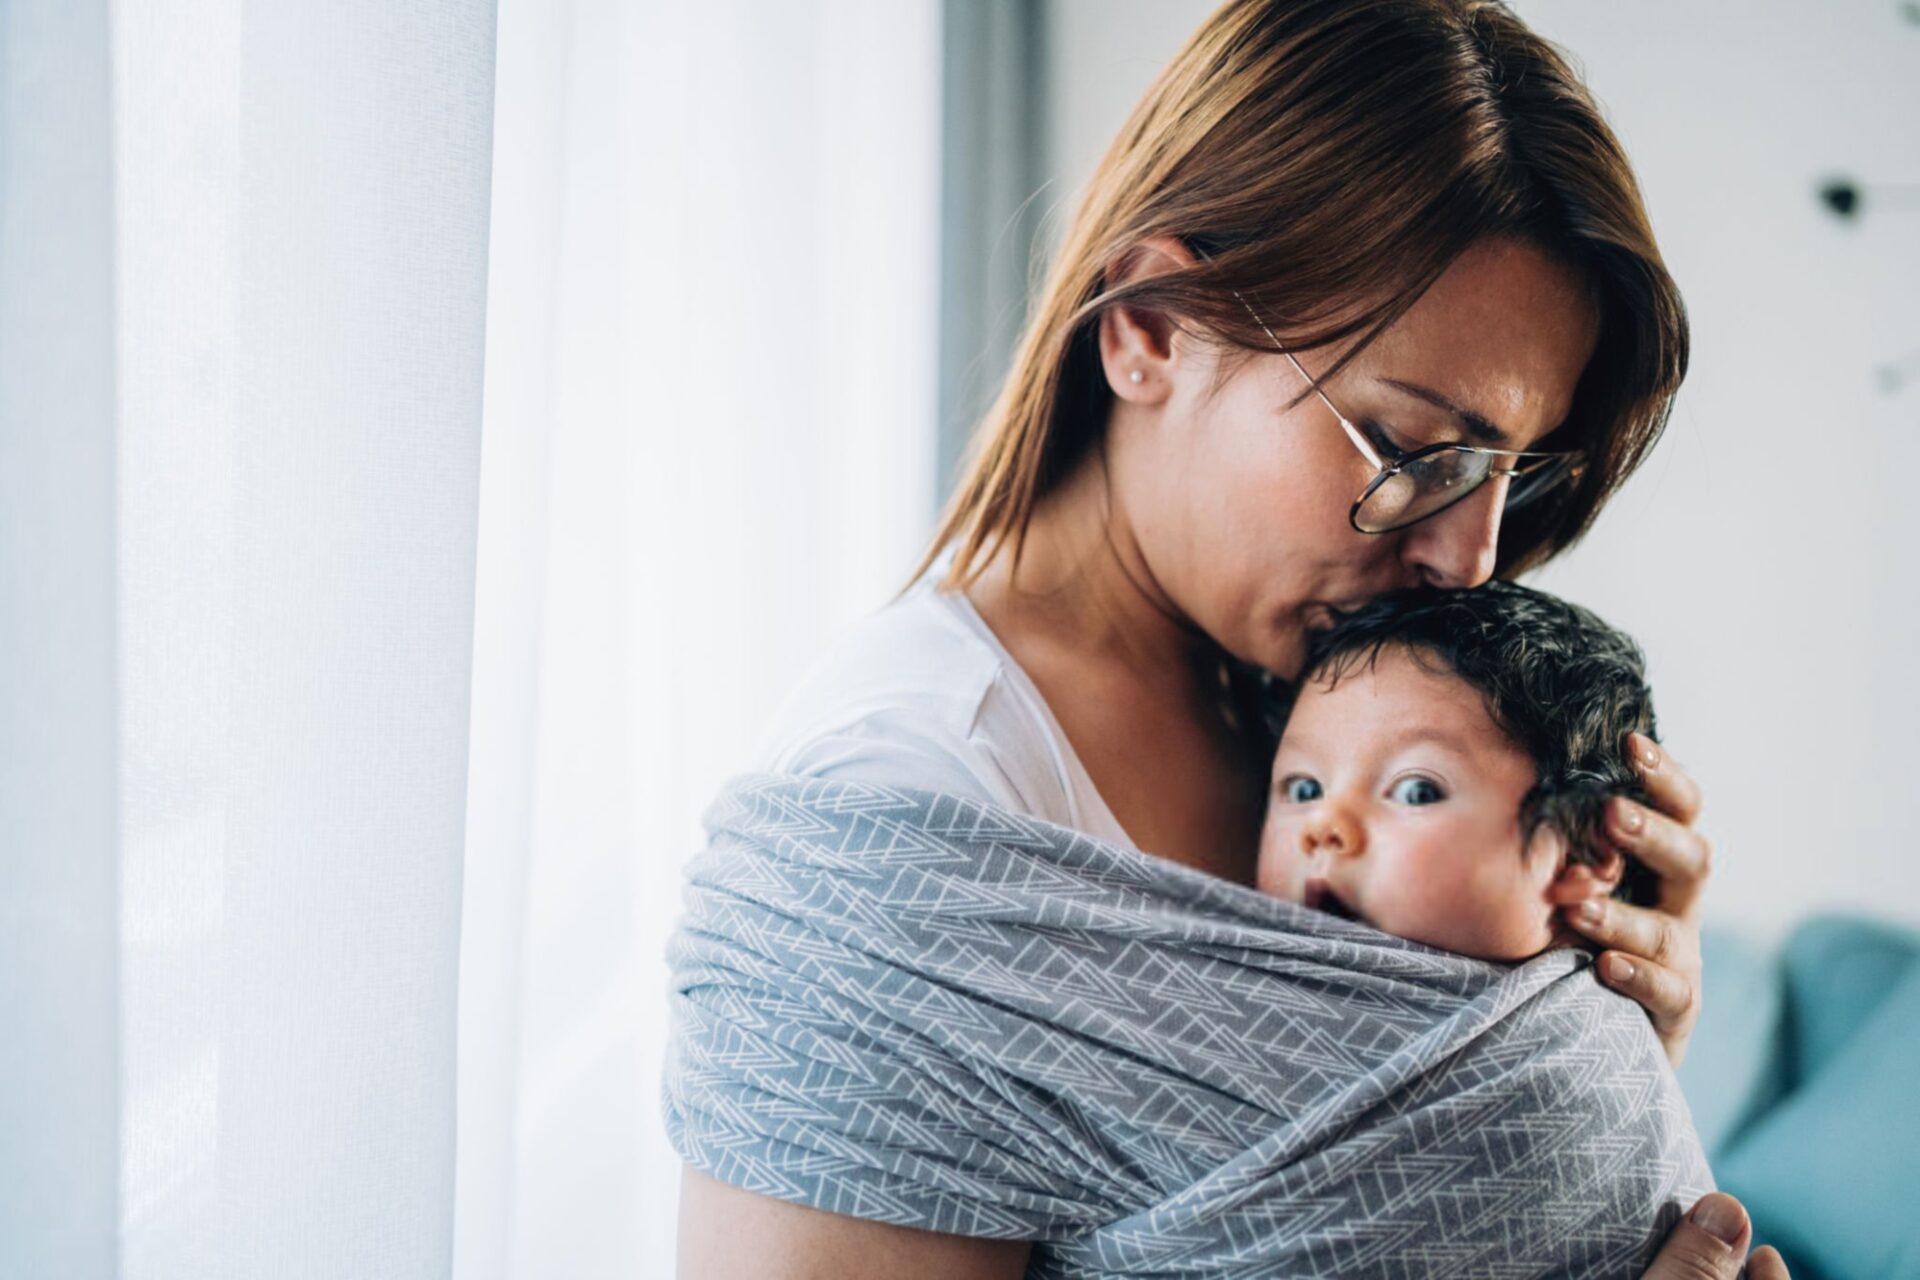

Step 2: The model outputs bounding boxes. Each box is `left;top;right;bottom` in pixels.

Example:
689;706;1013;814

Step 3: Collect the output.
1307;600;1365;628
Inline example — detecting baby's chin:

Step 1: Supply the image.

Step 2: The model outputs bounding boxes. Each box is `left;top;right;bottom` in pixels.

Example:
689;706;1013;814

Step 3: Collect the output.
1294;888;1558;962
1390;914;1558;963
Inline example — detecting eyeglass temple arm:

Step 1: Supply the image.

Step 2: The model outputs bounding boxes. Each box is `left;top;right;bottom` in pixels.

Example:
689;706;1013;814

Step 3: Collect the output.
1282;350;1386;469
1232;286;1387;471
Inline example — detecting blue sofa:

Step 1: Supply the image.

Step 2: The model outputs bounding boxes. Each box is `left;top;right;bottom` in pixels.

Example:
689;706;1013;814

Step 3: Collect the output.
1676;915;1920;1280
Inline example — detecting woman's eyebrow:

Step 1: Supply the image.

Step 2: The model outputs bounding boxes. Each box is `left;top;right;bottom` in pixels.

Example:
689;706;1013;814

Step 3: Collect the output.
1377;378;1511;447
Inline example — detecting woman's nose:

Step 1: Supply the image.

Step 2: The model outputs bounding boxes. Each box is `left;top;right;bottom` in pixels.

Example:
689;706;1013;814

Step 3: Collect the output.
1399;477;1505;589
1300;806;1364;859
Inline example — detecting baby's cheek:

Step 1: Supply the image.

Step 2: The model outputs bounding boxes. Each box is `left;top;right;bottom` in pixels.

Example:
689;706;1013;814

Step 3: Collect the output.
1428;870;1555;960
1254;813;1294;899
1370;867;1460;941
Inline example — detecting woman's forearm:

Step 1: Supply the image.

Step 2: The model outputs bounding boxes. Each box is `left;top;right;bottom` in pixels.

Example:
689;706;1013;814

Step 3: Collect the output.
677;1169;1032;1280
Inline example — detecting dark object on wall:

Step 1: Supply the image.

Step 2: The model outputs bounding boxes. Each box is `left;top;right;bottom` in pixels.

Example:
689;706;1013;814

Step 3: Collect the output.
1818;176;1920;222
1818;178;1861;220
1815;175;1919;394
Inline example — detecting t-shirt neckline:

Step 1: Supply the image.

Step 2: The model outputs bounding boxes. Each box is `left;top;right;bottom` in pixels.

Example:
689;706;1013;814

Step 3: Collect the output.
914;556;1135;849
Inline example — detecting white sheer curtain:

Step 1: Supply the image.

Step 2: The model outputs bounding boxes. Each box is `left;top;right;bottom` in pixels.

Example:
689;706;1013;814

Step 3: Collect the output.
458;0;940;1273
1;0;941;1275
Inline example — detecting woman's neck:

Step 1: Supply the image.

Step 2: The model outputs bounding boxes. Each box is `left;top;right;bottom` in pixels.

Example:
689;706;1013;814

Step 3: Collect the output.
965;447;1211;693
961;448;1269;878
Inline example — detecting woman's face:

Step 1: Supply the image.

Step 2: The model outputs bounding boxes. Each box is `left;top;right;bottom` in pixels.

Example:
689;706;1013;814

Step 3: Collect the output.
1100;236;1602;679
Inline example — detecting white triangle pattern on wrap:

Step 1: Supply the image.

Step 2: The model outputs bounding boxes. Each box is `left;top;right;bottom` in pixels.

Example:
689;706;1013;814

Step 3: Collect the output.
665;774;1713;1278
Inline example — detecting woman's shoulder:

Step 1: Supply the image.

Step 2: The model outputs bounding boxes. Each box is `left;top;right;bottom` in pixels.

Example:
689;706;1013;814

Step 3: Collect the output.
756;584;998;751
751;584;1080;822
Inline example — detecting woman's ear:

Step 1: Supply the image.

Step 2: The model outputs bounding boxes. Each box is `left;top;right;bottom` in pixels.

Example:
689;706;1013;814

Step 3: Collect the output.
1098;234;1197;400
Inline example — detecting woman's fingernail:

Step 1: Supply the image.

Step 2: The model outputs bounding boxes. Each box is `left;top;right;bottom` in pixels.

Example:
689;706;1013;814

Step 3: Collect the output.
1635;735;1662;771
1614;800;1644;835
1604;954;1635;984
1578;899;1603;924
1690;1195;1745;1246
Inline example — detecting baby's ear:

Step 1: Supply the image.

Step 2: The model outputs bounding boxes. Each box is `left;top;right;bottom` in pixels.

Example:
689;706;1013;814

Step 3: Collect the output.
1544;844;1626;906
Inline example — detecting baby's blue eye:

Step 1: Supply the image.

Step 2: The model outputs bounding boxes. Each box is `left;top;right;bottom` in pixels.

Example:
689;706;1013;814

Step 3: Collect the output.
1281;775;1322;803
1389;776;1445;806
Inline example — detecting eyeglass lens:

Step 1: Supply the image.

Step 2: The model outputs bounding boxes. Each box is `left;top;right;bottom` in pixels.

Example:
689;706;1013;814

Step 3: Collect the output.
1355;451;1575;533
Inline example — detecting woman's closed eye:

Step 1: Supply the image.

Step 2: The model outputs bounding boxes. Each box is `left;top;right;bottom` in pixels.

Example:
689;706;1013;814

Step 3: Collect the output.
1387;775;1446;806
1358;418;1415;461
1279;774;1322;803
1360;417;1458;460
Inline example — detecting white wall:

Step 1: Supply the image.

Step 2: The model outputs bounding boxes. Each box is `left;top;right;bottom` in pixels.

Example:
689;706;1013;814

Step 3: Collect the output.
1043;0;1920;936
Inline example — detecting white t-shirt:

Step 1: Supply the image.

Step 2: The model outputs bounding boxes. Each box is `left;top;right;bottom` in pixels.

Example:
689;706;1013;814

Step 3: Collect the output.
753;573;1135;850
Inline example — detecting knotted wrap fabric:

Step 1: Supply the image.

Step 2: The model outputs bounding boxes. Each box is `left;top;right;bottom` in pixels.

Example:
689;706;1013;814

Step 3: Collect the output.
664;775;1711;1279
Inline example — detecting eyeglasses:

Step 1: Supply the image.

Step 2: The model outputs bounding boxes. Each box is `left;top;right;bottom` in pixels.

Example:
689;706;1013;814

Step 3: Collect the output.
1232;290;1587;535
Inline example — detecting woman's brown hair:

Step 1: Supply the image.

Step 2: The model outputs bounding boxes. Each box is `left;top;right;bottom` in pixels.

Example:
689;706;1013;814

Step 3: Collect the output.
913;0;1687;591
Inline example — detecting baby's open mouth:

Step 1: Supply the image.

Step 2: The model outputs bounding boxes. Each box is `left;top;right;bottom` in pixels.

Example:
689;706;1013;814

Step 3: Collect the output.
1303;878;1364;925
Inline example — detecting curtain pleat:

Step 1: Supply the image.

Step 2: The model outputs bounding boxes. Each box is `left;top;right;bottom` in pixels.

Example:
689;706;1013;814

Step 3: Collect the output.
0;1;122;1273
3;2;939;1276
456;2;942;1275
3;3;497;1278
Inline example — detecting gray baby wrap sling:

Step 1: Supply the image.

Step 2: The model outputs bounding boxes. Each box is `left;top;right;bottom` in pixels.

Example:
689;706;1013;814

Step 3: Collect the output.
664;775;1711;1278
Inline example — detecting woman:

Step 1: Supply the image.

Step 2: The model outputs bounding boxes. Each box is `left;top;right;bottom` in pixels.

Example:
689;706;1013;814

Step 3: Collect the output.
675;1;1786;1275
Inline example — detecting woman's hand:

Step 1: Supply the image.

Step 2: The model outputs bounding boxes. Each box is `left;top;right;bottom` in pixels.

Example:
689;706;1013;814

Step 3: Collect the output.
1642;1193;1789;1279
1562;732;1709;1067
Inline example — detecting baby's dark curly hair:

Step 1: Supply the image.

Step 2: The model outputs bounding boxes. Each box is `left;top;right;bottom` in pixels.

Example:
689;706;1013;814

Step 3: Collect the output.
1269;581;1660;907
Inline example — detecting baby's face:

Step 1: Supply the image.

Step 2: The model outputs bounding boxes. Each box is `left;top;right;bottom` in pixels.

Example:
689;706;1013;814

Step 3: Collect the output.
1256;644;1572;961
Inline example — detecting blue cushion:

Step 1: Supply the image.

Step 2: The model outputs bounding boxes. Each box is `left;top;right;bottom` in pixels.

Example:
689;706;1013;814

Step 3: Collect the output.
1778;914;1919;1086
1676;927;1786;1157
1717;958;1920;1279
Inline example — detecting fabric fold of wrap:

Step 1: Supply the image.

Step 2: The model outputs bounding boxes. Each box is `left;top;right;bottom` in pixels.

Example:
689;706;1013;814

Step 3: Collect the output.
664;774;1710;1279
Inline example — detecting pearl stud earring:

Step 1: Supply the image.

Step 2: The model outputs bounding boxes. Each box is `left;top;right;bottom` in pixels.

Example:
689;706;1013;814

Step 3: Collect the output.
1128;369;1143;384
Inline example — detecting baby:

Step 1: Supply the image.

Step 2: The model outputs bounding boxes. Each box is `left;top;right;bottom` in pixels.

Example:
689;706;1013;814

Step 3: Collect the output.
1257;580;1658;962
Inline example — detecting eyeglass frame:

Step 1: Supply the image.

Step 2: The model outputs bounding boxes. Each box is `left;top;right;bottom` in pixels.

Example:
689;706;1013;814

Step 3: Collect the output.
1219;283;1589;535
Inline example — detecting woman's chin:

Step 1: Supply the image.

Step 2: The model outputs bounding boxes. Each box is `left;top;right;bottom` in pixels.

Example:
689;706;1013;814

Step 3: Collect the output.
1258;619;1315;681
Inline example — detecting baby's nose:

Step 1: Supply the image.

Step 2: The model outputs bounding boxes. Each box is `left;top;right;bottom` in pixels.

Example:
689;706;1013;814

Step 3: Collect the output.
1300;807;1364;858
